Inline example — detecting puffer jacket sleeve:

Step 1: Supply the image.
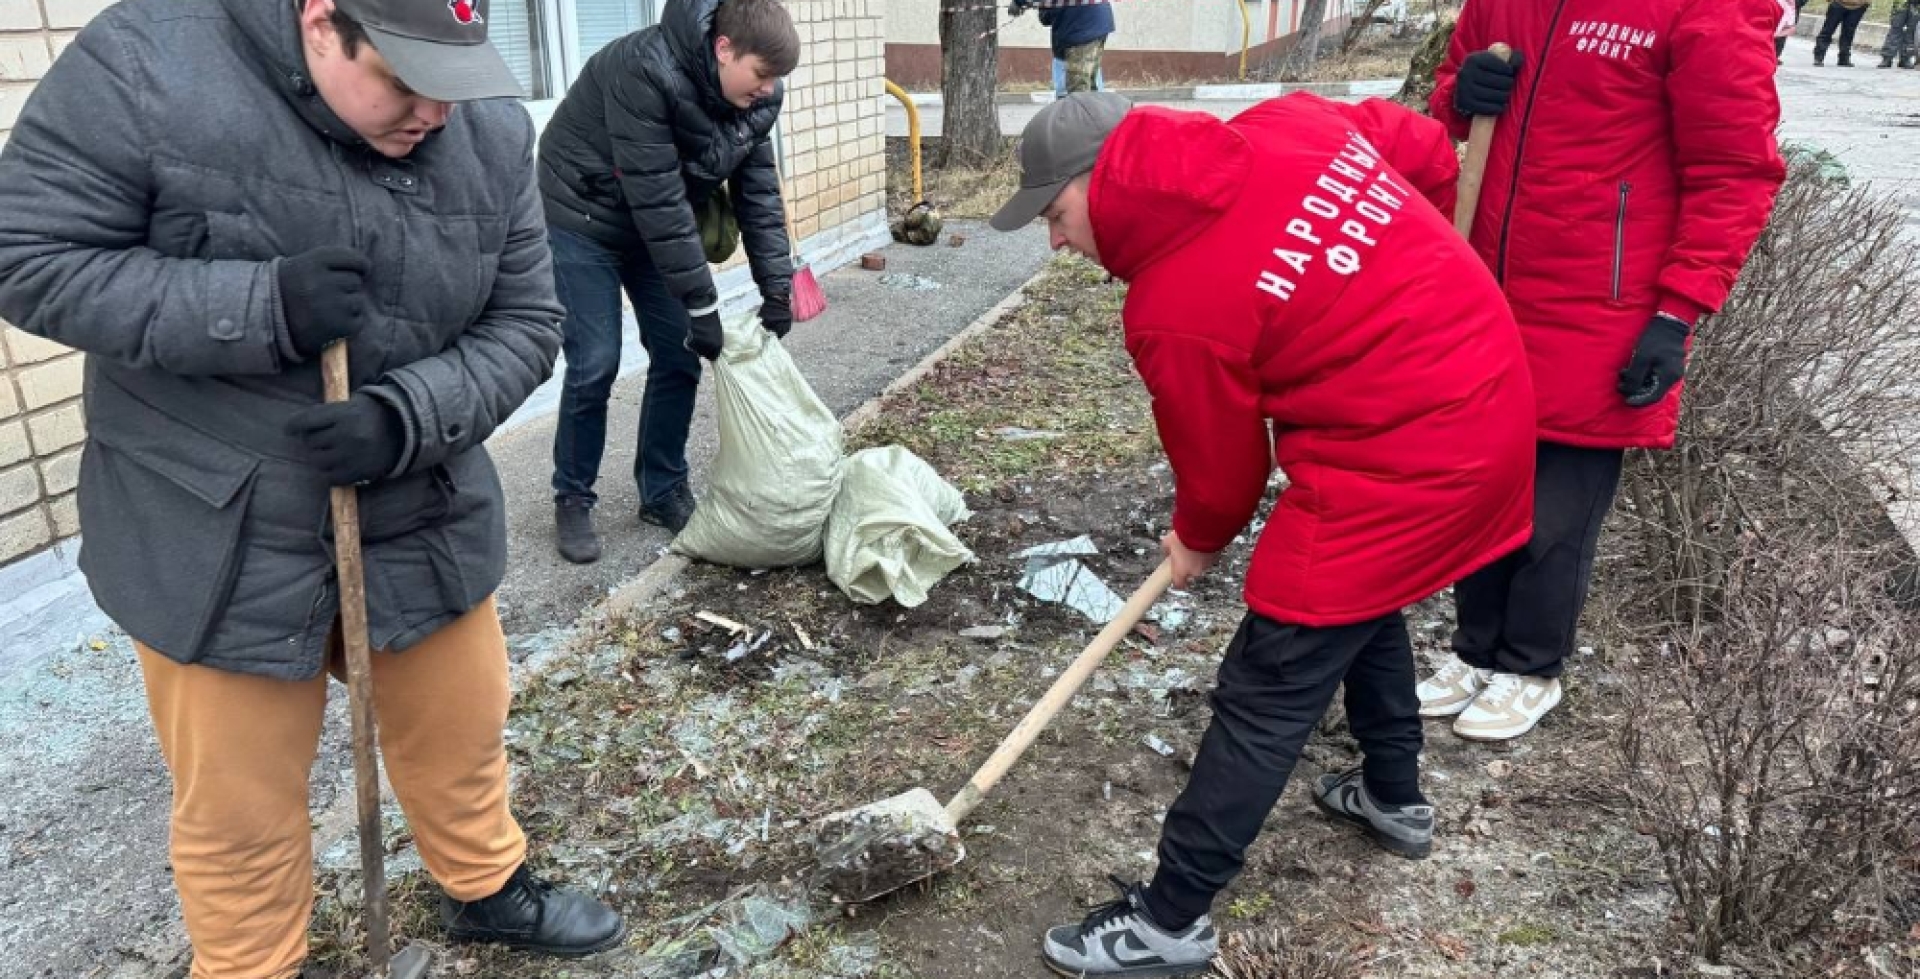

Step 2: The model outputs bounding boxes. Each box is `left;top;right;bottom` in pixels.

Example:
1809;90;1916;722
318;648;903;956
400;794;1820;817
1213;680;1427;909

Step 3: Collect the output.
1332;98;1461;217
729;133;795;302
1656;0;1786;324
606;59;719;309
1126;328;1272;554
368;112;565;474
1428;1;1482;141
0;17;288;377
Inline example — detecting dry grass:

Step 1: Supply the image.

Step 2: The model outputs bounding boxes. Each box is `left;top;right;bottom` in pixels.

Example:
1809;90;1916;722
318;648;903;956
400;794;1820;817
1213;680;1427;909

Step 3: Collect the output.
886;135;1023;220
848;254;1149;492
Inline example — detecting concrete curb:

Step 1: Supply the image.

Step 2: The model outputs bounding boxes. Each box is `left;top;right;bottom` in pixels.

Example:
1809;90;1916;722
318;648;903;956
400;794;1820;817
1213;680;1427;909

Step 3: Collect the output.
902;78;1406;108
119;258;1061;978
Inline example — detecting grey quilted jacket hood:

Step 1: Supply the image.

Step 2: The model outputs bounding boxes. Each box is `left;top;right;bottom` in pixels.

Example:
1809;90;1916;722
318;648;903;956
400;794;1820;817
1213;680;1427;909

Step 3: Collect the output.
0;0;564;679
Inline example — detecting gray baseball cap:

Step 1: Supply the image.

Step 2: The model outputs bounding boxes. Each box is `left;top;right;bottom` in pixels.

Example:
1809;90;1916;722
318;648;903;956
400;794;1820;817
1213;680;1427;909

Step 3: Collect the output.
333;0;525;102
989;91;1132;232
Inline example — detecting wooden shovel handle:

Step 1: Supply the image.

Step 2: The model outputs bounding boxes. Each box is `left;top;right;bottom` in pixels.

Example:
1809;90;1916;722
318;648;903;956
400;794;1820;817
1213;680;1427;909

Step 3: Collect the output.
322;341;394;973
945;560;1175;823
1453;42;1513;239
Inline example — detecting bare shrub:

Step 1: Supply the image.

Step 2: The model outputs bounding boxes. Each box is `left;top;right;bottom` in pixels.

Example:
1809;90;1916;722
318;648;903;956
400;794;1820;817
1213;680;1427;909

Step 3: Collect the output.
1607;154;1920;962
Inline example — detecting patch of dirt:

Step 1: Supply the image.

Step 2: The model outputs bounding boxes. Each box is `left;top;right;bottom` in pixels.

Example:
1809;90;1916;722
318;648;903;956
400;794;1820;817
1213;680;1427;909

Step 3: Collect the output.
304;260;1699;978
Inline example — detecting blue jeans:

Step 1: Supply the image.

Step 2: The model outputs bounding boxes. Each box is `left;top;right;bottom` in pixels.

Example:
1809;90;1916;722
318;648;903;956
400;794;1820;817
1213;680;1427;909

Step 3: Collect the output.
548;227;702;508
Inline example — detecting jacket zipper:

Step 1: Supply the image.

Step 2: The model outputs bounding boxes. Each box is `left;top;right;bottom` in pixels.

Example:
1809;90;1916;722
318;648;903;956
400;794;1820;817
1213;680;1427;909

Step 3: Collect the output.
1493;0;1573;285
1612;181;1631;301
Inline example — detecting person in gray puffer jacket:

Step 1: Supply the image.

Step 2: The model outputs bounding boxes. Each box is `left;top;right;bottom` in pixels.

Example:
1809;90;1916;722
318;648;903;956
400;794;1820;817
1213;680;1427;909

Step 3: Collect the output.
0;0;624;973
537;0;798;561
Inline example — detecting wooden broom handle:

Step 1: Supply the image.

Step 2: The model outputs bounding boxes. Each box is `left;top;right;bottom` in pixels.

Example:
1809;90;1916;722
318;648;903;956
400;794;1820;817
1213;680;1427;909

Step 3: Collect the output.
1454;42;1513;238
321;341;394;973
945;560;1175;823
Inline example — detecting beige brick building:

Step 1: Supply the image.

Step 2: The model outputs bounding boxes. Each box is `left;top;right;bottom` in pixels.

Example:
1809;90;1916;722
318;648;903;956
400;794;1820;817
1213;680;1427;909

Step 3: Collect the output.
0;0;889;570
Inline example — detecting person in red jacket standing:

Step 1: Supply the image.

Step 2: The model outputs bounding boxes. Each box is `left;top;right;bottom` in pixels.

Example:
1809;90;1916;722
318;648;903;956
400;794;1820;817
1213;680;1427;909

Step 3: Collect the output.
1420;0;1786;742
989;91;1536;978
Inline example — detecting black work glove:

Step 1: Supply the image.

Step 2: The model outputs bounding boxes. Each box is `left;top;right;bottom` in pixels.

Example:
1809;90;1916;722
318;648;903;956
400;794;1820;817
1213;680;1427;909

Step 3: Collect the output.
1617;315;1691;408
760;294;793;339
1454;50;1524;117
277;247;372;361
686;309;724;361
285;394;406;486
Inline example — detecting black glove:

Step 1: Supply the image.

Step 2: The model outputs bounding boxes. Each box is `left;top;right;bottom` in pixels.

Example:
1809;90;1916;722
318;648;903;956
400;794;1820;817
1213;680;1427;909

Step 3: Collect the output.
1617;315;1691;408
285;394;406;486
760;294;793;339
686;309;724;361
1454;50;1524;117
277;247;372;361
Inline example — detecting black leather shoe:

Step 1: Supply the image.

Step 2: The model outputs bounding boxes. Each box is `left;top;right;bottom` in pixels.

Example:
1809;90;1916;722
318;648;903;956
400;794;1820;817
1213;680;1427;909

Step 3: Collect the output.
637;482;697;535
555;497;601;564
441;864;626;957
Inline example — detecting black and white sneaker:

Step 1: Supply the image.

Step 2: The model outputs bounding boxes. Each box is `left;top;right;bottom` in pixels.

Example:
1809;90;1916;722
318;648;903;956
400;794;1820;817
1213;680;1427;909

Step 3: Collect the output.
1041;877;1218;978
1312;767;1435;859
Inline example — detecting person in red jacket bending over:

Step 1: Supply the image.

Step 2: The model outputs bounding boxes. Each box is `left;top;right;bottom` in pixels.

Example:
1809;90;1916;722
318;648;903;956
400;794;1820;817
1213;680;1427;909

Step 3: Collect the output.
989;91;1536;978
1420;0;1787;743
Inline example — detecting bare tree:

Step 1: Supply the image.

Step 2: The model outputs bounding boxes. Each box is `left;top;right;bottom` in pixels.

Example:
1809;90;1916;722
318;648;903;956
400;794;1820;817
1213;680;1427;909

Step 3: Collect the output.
1341;0;1389;53
1280;0;1330;80
937;4;1001;168
1394;7;1457;110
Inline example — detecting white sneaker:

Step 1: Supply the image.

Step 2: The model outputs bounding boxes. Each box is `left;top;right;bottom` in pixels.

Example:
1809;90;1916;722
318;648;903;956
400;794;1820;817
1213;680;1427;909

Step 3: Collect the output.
1452;673;1562;742
1416;654;1492;718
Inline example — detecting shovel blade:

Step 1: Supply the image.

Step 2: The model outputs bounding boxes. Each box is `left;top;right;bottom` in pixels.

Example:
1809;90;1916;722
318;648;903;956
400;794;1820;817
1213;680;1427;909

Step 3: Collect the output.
812;787;965;903
386;945;432;979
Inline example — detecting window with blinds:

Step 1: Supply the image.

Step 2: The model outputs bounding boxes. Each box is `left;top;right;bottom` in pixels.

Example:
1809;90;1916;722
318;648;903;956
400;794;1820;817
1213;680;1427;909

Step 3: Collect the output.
575;0;656;64
489;0;551;100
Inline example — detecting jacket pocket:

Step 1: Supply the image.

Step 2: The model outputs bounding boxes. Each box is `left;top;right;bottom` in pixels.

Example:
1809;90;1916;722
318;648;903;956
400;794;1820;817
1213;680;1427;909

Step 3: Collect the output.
1611;182;1632;302
81;412;260;662
336;459;491;650
324;465;457;548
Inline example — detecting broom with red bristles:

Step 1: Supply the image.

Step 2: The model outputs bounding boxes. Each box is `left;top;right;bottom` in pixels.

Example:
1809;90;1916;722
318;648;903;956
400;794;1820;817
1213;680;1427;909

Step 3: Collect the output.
778;144;827;322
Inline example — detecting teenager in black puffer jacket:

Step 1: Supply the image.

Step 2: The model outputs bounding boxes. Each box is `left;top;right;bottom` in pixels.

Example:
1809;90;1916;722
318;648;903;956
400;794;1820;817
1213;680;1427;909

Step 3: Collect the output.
537;0;799;560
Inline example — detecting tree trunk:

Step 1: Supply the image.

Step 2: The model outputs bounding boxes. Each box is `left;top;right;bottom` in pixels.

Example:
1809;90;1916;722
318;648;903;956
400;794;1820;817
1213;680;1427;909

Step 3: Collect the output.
937;5;1001;168
1280;0;1330;80
1393;8;1457;111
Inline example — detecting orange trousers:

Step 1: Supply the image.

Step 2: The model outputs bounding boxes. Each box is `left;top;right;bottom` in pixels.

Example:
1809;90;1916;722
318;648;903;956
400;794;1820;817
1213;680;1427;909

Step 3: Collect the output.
137;597;527;979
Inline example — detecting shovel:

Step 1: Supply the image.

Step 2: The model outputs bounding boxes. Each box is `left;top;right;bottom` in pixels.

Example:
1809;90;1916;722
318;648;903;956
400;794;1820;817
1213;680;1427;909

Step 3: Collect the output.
323;341;433;979
812;560;1175;903
1452;42;1514;238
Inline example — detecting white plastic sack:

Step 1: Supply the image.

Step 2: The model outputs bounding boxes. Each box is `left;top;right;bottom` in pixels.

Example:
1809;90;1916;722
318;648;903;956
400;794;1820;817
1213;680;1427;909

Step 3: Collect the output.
824;446;974;608
672;315;844;568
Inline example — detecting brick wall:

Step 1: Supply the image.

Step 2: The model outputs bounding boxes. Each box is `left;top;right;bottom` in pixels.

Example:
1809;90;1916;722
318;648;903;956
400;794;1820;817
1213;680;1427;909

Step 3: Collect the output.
0;0;105;565
782;0;887;244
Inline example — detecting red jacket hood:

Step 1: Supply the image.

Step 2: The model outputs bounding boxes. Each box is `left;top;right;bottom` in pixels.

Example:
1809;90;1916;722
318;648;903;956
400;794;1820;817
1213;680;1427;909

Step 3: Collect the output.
1091;108;1250;283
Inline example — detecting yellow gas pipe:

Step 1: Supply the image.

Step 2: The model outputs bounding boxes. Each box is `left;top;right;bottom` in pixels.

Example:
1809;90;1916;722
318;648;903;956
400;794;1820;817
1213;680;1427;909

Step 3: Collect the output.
884;79;922;204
